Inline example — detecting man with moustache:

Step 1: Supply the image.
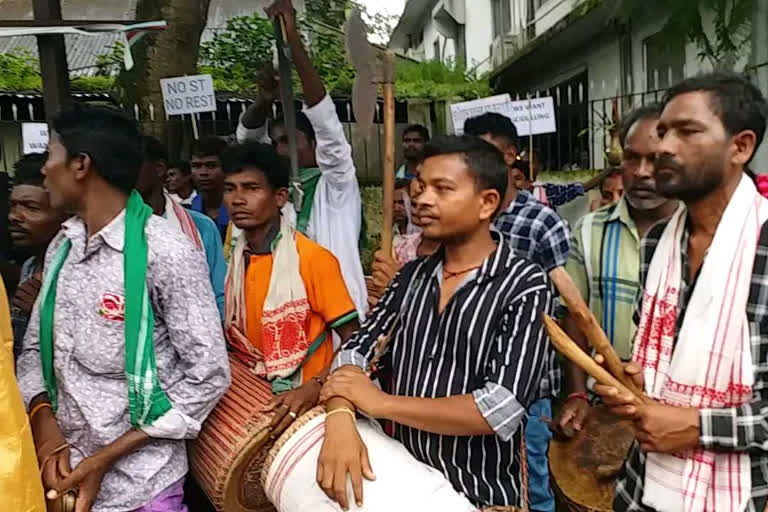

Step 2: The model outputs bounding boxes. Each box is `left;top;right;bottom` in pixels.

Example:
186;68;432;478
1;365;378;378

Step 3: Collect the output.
553;105;678;436
396;124;429;179
595;72;768;512
8;153;67;359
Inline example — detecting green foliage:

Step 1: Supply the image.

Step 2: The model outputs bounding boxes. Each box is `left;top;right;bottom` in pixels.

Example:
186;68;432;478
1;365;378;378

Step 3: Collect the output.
95;41;126;76
199;13;275;94
71;76;116;93
396;59;491;100
0;49;41;92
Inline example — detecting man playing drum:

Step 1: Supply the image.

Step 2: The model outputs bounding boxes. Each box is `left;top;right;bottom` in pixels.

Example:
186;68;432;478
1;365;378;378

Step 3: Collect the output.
318;136;552;510
596;72;768;512
221;142;360;435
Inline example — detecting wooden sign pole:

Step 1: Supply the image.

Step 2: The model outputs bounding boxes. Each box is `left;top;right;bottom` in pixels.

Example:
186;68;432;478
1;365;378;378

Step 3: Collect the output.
380;51;396;256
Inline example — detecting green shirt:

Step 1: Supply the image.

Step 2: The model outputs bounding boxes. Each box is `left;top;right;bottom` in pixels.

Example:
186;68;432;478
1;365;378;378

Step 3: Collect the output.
563;197;640;359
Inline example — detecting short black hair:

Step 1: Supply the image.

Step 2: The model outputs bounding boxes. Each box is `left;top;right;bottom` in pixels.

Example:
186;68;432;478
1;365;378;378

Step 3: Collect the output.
394;178;411;190
663;72;768;162
619;104;661;147
221;142;290;190
142;135;167;163
403;124;430;141
168;161;191;176
13;152;47;187
52;104;143;194
191;136;228;159
463;113;519;148
423;135;508;206
273;112;316;142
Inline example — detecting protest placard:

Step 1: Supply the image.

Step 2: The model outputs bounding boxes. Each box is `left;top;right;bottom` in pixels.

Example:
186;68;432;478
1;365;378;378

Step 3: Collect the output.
160;74;217;116
22;123;49;154
450;95;557;136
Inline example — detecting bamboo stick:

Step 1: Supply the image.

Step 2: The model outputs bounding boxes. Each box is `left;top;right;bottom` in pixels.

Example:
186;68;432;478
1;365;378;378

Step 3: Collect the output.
543;315;643;404
548;266;648;401
380;51;396;256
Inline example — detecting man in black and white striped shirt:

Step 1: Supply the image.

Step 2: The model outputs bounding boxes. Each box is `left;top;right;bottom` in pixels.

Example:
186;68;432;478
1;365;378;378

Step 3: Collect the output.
317;135;553;509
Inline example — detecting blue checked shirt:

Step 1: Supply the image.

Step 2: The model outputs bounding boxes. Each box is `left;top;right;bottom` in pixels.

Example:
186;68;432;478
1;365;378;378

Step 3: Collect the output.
495;190;571;399
615;219;768;512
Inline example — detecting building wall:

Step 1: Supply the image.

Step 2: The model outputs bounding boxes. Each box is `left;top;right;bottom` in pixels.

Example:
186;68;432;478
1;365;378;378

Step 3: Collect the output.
533;0;578;35
464;0;494;73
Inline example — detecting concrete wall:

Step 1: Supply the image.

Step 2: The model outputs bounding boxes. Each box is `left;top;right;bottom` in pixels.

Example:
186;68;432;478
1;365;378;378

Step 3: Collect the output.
464;0;494;73
533;0;578;35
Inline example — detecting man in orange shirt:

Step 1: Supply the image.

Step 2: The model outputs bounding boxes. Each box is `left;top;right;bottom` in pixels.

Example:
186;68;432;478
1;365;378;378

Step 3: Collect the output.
222;142;360;435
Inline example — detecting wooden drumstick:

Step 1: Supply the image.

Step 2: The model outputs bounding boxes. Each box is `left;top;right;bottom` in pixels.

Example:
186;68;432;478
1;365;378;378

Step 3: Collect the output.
543;315;643;405
548;267;646;400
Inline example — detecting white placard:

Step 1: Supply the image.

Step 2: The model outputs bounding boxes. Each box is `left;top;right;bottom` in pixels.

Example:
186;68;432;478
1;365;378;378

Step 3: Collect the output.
451;95;557;137
450;94;512;136
22;122;49;154
160;74;217;116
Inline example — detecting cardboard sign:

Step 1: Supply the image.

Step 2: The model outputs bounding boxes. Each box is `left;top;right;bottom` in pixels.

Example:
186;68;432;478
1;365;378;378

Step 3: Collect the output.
160;74;217;116
450;94;513;135
451;95;557;136
22;122;49;154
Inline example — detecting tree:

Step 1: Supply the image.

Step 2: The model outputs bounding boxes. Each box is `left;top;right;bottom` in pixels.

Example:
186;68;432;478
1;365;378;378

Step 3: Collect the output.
597;0;754;70
115;0;212;131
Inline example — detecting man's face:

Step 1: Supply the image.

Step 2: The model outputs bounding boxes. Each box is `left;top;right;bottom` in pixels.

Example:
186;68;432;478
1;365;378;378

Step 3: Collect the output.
393;187;408;224
8;184;65;249
655;91;731;202
413;154;499;241
42;133;81;210
223;168;288;231
510;168;532;191
191;155;224;192
135;160;166;197
165;167;184;193
402;132;426;160
270;123;316;169
599;174;624;208
622;116;667;211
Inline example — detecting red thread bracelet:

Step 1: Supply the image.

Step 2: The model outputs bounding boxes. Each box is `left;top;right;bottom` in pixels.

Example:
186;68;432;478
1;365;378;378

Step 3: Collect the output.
567;392;589;403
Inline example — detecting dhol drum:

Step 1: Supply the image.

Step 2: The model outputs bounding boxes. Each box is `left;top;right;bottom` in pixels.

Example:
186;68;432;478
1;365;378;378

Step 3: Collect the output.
189;355;276;512
260;406;479;512
549;405;635;512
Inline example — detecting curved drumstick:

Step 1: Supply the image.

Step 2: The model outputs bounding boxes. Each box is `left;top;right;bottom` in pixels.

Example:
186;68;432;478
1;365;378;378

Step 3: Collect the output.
548;267;648;401
543;315;644;405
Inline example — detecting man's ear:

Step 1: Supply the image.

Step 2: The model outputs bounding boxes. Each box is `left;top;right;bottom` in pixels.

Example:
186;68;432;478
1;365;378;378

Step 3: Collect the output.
275;187;290;208
479;188;501;221
732;130;758;167
72;153;90;181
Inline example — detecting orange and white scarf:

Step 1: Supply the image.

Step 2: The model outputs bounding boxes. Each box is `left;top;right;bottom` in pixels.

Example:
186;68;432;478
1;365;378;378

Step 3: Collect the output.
224;216;311;382
164;194;203;250
634;176;767;512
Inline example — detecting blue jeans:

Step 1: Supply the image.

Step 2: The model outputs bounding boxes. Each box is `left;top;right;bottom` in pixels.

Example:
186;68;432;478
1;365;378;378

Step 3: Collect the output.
525;398;554;512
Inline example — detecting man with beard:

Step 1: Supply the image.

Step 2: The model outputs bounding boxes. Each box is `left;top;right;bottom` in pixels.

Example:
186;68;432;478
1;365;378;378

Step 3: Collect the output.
396;125;429;179
595;72;768;512
8;153;67;359
553;104;678;436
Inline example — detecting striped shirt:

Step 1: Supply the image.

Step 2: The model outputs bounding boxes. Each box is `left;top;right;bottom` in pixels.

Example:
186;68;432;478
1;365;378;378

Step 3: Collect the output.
334;232;552;507
495;190;571;399
615;219;768;512
563;198;641;360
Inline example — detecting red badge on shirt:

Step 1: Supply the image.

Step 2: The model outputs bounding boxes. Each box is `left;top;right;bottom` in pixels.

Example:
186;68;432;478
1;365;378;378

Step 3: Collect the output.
98;292;125;321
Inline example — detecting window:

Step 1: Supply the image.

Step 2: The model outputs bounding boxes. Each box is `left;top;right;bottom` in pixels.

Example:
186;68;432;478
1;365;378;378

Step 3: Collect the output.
492;0;512;37
645;31;685;90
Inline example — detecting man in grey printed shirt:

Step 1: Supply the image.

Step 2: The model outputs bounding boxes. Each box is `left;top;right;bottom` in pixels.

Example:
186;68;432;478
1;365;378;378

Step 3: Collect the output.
16;105;230;512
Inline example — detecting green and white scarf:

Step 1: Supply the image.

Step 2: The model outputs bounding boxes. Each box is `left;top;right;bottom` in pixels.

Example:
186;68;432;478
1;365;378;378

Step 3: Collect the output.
39;190;172;429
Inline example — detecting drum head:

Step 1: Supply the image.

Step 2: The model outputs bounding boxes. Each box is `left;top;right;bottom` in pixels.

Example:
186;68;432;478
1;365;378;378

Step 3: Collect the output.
549;405;635;512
